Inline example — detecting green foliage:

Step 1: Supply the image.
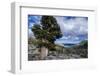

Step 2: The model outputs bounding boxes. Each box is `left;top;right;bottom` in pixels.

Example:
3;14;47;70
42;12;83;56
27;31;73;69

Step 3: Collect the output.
79;40;88;49
31;16;62;49
40;16;62;43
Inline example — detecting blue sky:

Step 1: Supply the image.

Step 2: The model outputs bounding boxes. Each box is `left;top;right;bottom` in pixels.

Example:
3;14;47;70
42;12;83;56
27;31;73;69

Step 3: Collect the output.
28;15;88;44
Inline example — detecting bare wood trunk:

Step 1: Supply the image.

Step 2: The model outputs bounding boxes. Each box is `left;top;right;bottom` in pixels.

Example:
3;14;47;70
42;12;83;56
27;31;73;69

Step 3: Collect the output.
40;46;48;60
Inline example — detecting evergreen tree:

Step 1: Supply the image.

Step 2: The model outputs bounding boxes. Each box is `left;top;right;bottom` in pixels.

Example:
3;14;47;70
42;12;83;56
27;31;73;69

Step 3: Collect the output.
31;16;62;59
32;16;62;49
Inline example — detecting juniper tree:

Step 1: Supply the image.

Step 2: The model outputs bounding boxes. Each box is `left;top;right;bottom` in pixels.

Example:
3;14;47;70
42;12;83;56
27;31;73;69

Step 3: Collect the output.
31;16;62;59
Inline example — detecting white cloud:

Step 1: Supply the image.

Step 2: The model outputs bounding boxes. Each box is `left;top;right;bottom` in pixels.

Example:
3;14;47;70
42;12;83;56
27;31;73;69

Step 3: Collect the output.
55;16;88;44
55;16;88;36
28;29;35;38
29;23;34;28
74;37;79;40
55;36;80;44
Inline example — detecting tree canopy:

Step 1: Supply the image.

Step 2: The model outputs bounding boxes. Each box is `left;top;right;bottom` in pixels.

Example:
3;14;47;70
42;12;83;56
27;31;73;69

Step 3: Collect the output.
31;16;62;49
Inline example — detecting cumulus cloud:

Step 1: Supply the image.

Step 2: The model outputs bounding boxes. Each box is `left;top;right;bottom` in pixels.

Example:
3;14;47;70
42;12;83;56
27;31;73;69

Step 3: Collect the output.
55;16;88;37
55;16;88;44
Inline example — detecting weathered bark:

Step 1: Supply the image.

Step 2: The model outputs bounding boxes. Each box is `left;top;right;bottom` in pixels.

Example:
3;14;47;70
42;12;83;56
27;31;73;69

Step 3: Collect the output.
40;46;48;60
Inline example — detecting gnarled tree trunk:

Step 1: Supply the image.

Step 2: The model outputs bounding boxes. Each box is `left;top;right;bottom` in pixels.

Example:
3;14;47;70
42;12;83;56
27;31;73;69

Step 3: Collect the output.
40;46;48;60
